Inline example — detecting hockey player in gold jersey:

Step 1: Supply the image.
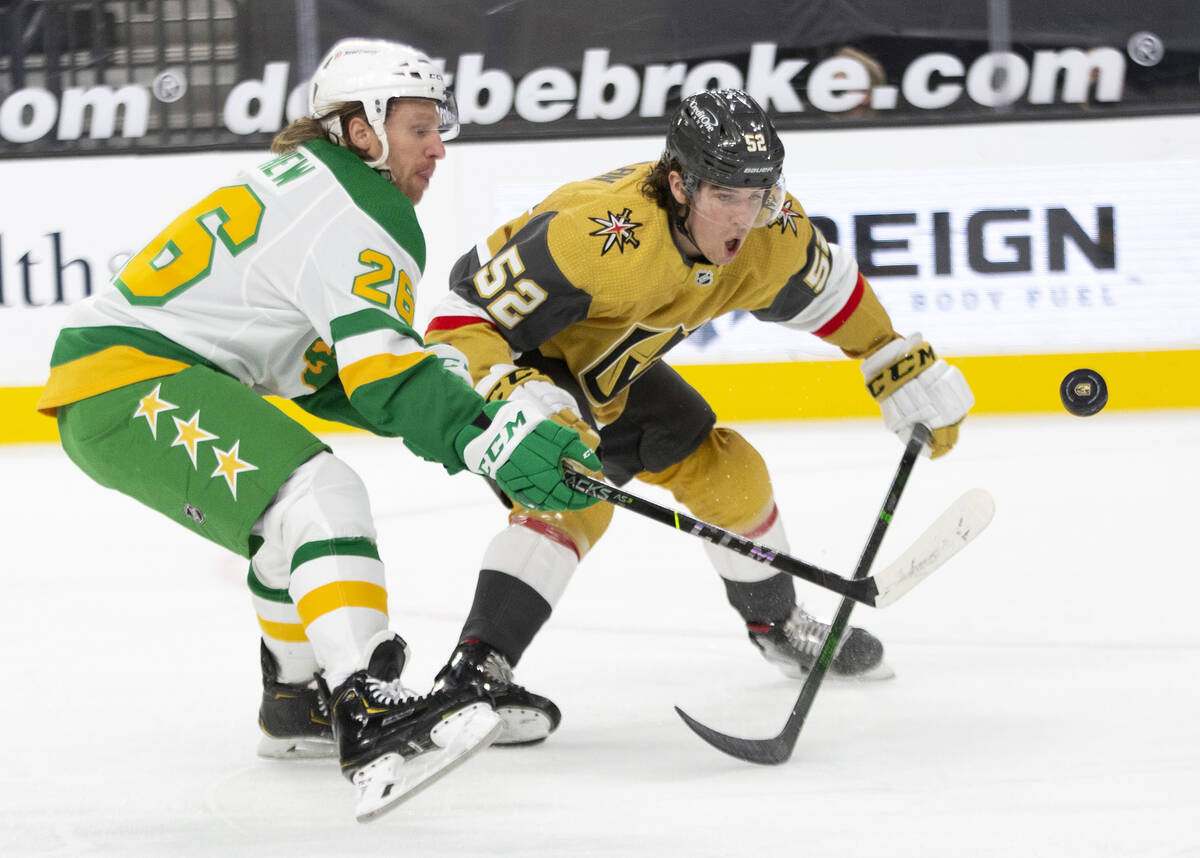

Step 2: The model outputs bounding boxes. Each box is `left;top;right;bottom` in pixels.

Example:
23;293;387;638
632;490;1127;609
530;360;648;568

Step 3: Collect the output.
425;89;975;744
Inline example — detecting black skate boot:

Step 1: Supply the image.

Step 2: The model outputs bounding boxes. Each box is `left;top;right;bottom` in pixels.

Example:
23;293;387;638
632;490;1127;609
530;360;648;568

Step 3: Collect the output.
257;640;335;759
434;638;561;746
748;605;893;680
331;632;502;822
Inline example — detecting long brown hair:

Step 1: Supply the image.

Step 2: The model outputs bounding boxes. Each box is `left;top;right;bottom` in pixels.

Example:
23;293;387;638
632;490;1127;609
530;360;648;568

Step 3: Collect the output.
639;155;684;214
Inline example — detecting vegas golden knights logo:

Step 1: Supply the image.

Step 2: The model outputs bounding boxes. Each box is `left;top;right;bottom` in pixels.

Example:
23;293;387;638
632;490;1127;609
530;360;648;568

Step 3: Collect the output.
581;324;689;404
588;207;642;255
771;199;802;236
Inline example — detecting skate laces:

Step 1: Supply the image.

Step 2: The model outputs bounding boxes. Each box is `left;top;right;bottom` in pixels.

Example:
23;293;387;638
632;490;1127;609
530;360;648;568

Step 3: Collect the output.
782;608;842;658
451;644;515;686
480;650;515;684
365;676;419;706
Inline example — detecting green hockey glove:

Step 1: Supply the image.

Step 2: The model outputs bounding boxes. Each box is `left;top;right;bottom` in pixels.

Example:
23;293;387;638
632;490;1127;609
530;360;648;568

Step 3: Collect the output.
455;401;601;511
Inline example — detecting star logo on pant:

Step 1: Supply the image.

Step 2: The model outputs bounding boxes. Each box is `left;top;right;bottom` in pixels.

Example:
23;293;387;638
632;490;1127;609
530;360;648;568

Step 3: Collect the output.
211;440;258;499
133;383;178;439
171;411;218;468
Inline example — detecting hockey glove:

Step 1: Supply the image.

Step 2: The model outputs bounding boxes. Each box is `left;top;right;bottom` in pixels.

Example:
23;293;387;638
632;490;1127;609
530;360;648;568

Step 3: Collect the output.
860;332;974;458
475;363;583;420
476;362;602;462
455;400;601;511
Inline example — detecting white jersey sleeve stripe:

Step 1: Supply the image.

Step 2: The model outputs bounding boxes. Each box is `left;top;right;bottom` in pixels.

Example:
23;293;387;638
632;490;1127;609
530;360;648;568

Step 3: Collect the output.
775;242;860;333
334;326;426;368
428;290;495;325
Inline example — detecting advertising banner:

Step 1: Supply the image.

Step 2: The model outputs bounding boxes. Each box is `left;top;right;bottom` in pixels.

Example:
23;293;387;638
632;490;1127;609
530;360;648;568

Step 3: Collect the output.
3;123;1197;387
2;0;1198;157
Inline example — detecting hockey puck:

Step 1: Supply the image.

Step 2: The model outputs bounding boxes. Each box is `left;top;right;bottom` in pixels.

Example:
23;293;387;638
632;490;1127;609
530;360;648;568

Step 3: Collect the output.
1060;368;1108;416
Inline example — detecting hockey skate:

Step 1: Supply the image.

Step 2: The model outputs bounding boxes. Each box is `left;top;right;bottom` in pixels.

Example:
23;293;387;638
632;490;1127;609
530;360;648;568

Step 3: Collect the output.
434;639;561;745
257;640;336;759
332;633;502;823
748;605;894;681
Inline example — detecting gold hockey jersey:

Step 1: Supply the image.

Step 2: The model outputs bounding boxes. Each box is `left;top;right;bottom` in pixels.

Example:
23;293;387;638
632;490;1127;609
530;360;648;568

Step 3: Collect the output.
427;162;896;424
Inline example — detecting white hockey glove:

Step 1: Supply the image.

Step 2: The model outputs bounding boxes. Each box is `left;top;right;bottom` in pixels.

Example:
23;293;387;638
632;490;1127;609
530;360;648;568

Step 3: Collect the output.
860;332;974;458
475;363;583;421
454;401;601;511
428;342;473;387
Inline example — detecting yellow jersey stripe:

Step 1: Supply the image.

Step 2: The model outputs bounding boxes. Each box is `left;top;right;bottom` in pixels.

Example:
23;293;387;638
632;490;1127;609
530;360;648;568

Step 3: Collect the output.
296;580;388;627
338;352;428;399
257;617;309;643
37;347;191;413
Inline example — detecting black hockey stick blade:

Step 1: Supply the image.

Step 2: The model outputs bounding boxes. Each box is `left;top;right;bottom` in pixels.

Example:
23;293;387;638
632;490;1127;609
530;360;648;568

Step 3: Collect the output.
562;471;888;607
674;425;931;764
674;703;806;766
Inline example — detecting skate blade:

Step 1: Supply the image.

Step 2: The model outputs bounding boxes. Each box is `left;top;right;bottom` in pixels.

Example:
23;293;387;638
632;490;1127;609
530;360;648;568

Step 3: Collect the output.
776;659;896;682
257;734;337;760
494;706;553;746
353;702;502;823
835;660;896;682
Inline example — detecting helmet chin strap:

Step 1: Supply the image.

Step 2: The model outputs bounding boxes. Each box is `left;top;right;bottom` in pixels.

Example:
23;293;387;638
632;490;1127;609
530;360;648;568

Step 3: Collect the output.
673;202;713;265
365;119;390;171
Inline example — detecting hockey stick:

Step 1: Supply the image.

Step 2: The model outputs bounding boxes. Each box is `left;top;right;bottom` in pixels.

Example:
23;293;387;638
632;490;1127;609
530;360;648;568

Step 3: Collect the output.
561;438;965;610
674;424;932;765
674;484;994;763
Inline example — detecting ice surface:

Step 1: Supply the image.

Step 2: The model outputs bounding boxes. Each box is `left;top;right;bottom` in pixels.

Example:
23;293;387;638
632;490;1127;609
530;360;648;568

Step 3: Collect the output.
1;413;1197;856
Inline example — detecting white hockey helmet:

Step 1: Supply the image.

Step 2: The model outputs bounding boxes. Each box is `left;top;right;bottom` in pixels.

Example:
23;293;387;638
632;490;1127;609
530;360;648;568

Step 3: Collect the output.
308;37;459;169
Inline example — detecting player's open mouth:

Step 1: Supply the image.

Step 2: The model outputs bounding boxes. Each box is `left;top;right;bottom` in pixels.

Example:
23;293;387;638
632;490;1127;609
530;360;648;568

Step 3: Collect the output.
725;237;741;254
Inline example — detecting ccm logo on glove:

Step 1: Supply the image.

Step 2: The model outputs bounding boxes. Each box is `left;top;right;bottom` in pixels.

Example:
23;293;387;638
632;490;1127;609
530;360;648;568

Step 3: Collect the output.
859;332;974;459
866;341;937;401
455;400;601;511
467;404;530;476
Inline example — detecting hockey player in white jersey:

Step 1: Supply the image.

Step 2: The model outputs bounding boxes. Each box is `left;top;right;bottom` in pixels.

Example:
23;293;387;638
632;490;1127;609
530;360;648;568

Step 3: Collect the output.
36;38;601;823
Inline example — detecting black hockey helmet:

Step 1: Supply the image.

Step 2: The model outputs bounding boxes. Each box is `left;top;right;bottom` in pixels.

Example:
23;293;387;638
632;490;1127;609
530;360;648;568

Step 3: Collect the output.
665;89;785;194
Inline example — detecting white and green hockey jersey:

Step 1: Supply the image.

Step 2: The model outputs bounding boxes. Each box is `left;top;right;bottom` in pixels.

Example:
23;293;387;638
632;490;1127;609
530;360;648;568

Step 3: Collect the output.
39;139;483;470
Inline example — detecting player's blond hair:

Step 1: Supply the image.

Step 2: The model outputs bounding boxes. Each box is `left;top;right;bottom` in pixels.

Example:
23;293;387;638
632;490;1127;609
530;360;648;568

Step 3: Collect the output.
270;102;371;155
